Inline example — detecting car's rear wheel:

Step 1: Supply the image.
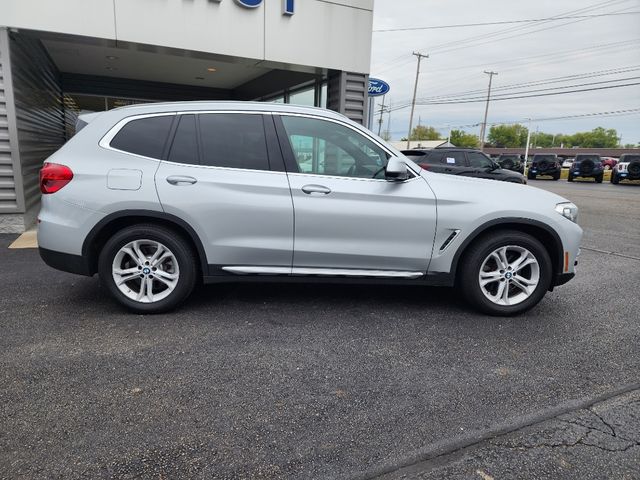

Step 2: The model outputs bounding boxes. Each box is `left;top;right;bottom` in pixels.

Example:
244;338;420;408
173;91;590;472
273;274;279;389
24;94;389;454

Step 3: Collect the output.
595;174;603;183
459;231;552;316
98;224;197;313
611;172;619;184
567;173;574;182
527;172;536;180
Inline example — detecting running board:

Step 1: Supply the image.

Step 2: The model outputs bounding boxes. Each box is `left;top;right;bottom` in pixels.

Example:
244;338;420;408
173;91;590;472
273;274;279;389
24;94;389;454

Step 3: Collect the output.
221;266;424;279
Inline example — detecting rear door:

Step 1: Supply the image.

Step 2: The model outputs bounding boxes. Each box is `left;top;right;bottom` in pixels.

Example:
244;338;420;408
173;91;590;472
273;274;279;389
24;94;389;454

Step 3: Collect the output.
155;112;294;272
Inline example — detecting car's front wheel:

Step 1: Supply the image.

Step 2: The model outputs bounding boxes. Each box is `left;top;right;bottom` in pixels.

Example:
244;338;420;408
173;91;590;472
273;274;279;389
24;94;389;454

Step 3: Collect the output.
459;230;552;316
98;224;197;313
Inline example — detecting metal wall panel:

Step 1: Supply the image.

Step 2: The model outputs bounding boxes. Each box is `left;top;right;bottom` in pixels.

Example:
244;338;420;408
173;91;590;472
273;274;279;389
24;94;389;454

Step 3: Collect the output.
0;28;20;215
326;70;368;126
9;32;65;215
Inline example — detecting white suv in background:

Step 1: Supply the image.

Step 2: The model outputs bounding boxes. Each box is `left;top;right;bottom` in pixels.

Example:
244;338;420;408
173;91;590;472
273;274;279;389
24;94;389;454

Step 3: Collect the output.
38;102;582;315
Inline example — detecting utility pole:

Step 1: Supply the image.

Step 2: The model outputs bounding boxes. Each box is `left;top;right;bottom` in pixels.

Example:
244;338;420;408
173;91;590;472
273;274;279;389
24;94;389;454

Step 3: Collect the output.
406;51;428;149
479;70;498;152
377;95;386;136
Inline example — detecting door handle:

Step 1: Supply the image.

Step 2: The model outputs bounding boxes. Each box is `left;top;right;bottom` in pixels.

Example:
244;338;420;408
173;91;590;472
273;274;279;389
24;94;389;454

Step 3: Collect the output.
301;184;331;195
166;175;197;186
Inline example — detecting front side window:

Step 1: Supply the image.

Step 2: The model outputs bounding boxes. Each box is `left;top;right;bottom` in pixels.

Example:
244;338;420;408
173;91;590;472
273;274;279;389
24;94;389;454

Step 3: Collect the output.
110;115;173;159
280;116;389;179
199;113;270;170
467;152;494;168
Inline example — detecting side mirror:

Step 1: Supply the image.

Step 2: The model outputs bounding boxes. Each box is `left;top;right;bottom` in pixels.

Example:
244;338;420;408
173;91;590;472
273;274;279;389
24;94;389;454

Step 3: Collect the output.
385;157;408;181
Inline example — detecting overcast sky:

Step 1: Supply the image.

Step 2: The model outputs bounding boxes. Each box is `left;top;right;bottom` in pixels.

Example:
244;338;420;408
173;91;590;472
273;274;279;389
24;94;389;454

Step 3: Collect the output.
369;0;640;144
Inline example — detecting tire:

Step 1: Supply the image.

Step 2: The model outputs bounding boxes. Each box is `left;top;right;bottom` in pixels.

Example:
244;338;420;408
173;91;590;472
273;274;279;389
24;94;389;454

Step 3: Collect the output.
458;230;553;316
553;173;560;181
595;174;603;184
98;224;198;313
527;172;536;180
567;173;574;182
611;172;619;184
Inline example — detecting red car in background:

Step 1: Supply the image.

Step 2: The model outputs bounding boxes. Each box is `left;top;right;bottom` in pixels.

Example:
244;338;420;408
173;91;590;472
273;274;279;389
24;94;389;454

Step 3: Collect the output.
601;156;618;170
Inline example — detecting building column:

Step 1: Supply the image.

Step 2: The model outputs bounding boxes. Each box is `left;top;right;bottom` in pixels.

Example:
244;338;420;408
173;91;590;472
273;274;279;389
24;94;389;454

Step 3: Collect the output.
326;70;369;126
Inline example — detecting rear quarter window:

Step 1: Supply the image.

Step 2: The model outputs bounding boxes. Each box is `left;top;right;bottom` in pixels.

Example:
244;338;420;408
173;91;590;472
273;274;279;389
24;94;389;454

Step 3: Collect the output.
109;115;174;159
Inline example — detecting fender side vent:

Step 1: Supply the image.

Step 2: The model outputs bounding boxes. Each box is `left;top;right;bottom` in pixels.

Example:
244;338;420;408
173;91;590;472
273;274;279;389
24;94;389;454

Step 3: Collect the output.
439;229;460;251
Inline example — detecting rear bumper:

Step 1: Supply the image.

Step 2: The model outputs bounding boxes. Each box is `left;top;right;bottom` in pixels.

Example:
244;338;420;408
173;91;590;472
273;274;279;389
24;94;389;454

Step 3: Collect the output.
39;247;93;276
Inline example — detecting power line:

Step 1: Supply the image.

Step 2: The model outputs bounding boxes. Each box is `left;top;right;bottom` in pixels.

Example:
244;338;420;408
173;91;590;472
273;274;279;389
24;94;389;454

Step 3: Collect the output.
386;81;640;112
373;11;639;32
416;76;640;104
415;82;640;106
416;66;640;103
374;0;632;74
431;108;640;130
384;68;640;111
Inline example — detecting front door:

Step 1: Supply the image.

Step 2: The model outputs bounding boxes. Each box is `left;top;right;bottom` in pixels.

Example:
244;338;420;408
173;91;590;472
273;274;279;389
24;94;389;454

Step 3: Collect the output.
275;115;437;274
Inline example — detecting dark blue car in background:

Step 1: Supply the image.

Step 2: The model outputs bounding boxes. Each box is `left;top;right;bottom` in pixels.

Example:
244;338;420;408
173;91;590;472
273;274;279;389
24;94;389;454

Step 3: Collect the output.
568;154;604;183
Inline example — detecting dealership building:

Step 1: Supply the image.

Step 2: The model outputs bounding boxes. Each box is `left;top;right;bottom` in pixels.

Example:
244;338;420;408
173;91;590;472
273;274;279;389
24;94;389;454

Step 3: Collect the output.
0;0;374;232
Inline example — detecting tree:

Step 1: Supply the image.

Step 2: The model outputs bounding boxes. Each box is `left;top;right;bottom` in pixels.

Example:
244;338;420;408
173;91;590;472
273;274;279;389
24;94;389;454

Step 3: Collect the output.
487;124;528;147
450;129;479;148
408;125;441;141
566;127;619;148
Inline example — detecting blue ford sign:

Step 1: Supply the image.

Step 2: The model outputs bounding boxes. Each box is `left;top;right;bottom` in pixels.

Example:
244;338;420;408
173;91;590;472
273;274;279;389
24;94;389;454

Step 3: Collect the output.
368;78;390;97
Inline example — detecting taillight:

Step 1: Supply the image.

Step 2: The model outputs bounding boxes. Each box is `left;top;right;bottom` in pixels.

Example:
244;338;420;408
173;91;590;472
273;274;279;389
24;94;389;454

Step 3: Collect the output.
419;163;430;170
40;162;74;194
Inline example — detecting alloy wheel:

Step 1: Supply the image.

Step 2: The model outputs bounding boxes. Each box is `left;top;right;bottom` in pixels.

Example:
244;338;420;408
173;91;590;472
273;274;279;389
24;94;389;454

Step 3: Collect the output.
112;239;180;303
478;245;540;306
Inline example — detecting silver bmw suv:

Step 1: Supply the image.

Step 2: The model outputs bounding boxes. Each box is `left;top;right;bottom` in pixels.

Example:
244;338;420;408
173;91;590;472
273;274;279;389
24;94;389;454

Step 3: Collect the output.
38;102;582;315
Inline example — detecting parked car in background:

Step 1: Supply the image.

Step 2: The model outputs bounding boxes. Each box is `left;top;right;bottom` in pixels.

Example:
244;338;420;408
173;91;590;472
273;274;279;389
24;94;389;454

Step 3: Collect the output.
496;154;525;174
611;154;640;184
600;156;618;170
528;154;561;180
568;154;604;183
401;148;527;184
38;102;582;316
562;158;575;168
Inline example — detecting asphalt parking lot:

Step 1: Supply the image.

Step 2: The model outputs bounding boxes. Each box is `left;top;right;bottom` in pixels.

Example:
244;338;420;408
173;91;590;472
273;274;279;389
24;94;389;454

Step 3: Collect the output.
1;180;639;479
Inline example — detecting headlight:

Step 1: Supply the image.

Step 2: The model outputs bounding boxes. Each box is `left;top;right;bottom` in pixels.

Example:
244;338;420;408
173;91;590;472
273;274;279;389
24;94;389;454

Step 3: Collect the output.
555;202;578;223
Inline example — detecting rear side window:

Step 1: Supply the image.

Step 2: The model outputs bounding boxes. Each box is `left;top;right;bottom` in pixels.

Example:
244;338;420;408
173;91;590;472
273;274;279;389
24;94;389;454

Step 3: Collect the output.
440;152;465;165
199;113;269;170
168;114;198;165
110;115;173;159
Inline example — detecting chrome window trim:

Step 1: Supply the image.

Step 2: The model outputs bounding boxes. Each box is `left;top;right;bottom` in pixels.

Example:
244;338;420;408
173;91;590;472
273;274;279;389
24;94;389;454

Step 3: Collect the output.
98;110;420;178
98;112;177;159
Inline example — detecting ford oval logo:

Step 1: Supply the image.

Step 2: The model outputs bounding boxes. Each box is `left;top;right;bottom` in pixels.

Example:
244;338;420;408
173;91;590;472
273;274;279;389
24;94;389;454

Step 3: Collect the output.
368;78;390;97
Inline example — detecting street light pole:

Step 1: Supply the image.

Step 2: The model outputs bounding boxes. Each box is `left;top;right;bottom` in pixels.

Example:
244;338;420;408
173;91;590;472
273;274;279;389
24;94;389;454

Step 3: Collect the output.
479;70;498;152
524;118;532;164
406;51;428;149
